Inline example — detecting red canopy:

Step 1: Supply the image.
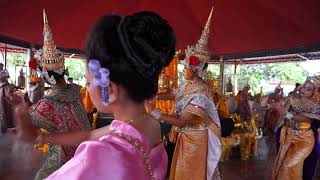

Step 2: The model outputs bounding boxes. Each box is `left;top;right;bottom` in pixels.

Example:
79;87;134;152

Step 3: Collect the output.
0;0;320;57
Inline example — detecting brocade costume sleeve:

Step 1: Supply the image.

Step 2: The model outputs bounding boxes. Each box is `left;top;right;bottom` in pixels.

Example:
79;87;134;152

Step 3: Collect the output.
31;99;59;133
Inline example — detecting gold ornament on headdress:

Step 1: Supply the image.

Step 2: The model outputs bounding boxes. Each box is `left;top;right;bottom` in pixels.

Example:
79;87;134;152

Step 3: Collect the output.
35;9;64;73
185;7;213;63
307;73;320;88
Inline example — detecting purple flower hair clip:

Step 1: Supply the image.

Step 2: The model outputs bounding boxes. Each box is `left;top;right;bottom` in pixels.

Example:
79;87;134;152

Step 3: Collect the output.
88;59;110;104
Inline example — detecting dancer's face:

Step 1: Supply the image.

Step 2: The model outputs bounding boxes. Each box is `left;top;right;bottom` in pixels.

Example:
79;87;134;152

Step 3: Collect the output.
300;82;315;98
183;57;194;80
183;67;194;80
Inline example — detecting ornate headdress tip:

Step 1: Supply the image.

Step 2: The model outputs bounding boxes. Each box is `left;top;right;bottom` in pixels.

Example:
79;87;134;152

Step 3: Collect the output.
43;9;48;24
207;6;214;27
192;7;214;61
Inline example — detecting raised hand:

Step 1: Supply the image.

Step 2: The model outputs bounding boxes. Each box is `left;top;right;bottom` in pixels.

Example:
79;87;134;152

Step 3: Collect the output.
7;94;38;143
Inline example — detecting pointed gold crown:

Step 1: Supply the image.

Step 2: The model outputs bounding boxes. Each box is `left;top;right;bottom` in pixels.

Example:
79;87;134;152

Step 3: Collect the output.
185;7;213;63
307;73;320;87
194;7;213;60
35;9;64;73
306;73;320;96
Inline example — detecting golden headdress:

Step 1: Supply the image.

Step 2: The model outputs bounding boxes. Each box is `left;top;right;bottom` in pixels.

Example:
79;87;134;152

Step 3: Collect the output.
184;7;213;78
185;7;213;63
307;73;320;95
35;9;64;74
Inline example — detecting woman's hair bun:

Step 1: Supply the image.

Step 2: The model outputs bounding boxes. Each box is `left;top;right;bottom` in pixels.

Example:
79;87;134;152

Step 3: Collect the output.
85;11;176;102
118;11;176;79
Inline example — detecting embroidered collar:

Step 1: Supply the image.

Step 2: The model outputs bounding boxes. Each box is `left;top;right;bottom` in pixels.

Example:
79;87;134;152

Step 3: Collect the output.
45;84;81;103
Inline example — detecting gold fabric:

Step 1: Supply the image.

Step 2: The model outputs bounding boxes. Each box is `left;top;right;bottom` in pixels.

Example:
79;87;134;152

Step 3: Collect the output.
272;126;314;180
170;128;208;180
172;77;221;180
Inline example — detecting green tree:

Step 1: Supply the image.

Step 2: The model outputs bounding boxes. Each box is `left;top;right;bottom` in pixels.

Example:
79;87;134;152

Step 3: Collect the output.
237;62;308;94
6;53;27;66
65;58;86;80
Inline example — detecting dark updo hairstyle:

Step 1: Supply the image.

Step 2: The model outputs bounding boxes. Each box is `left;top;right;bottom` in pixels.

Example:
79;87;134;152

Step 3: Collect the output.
85;11;176;102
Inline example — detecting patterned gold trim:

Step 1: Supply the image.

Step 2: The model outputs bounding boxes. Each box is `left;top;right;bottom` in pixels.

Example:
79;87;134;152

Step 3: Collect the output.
110;132;155;180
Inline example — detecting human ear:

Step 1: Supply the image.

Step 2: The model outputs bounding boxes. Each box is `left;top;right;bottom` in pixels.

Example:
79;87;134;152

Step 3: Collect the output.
108;82;119;104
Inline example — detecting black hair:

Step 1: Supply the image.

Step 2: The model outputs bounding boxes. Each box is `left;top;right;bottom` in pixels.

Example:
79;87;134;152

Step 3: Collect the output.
38;66;66;82
67;77;73;81
202;63;208;71
47;71;65;81
85;12;176;102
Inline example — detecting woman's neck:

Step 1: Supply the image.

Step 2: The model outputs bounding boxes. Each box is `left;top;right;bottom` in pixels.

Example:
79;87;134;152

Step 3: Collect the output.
112;101;146;123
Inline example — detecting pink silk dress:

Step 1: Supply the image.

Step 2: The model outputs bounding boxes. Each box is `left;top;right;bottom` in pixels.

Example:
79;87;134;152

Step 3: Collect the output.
46;120;168;180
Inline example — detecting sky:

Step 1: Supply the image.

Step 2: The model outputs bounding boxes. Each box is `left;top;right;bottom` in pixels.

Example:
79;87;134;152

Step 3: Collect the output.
302;59;320;75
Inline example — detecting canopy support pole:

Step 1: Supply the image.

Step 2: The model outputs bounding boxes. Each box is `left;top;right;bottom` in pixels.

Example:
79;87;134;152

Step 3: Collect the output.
219;56;225;94
4;44;7;69
234;60;238;95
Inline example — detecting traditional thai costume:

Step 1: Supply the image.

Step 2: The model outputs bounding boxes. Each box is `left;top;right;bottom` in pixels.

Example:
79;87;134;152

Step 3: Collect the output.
302;117;320;180
30;10;91;180
275;76;320;180
168;8;222;180
169;79;221;180
272;93;320;180
45;120;168;180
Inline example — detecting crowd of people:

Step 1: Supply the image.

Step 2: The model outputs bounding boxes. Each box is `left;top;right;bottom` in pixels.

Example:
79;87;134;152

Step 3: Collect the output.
216;76;320;180
0;8;319;180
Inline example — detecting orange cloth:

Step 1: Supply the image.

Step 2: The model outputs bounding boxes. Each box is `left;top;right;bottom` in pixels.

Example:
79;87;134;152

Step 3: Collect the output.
170;129;208;180
80;87;86;99
272;126;314;180
83;90;94;113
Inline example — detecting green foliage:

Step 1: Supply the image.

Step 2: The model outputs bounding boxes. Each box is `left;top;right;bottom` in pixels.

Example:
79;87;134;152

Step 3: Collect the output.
7;54;86;81
6;53;27;66
237;62;308;94
207;64;220;78
65;58;86;80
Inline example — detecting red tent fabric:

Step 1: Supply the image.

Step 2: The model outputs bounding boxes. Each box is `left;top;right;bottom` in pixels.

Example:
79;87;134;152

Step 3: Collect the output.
0;0;320;56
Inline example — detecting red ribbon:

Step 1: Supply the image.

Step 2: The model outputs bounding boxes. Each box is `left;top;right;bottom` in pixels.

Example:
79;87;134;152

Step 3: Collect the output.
29;58;37;70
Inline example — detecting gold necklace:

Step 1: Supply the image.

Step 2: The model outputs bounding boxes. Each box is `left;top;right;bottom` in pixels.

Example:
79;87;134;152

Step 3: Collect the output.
110;132;155;180
121;113;148;124
122;119;134;124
